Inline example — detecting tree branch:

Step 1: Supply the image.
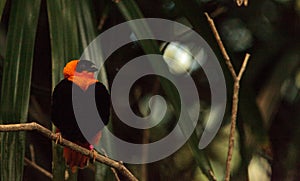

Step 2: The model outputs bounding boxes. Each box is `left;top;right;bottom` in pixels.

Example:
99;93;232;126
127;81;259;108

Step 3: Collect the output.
24;157;53;179
237;53;250;81
0;122;139;181
204;12;237;79
205;12;250;181
101;148;121;181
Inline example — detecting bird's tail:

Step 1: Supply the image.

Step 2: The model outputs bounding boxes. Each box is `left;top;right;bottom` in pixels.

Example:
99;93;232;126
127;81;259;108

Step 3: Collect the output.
63;142;91;173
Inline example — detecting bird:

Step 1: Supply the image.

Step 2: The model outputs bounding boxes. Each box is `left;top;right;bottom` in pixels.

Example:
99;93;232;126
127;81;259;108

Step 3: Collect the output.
51;59;110;173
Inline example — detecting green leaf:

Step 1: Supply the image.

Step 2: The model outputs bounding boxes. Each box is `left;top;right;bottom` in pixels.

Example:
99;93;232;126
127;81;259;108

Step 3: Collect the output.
75;1;111;180
0;0;41;180
75;0;109;86
48;0;110;179
75;0;96;49
47;0;80;180
47;0;80;85
47;0;67;85
47;0;68;179
0;0;6;20
116;0;160;55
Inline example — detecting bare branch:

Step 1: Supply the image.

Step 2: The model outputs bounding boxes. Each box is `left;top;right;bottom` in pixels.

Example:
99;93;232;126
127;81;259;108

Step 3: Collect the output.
224;80;240;181
204;12;237;79
205;12;251;181
101;148;121;181
97;14;108;31
0;122;139;181
24;157;53;179
29;144;35;163
237;53;250;81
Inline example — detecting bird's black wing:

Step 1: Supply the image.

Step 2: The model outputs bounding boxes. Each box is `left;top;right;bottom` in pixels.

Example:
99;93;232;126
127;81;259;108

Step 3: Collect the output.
51;79;74;130
51;79;87;142
94;82;110;126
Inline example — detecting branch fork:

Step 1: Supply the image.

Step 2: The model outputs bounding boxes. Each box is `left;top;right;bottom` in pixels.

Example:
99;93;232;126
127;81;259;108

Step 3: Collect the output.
205;12;251;181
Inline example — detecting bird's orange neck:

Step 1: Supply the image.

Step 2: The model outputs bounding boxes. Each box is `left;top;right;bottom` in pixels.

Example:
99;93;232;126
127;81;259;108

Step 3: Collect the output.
68;71;98;91
63;60;98;91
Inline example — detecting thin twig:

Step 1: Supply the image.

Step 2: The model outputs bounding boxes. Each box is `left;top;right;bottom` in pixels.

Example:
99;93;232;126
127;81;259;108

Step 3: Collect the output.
224;54;250;181
0;122;139;181
204;12;237;79
205;12;250;181
101;148;121;181
224;55;250;181
210;7;228;18
97;15;108;31
208;170;218;181
29;144;35;163
225;80;239;181
237;53;250;80
24;157;53;179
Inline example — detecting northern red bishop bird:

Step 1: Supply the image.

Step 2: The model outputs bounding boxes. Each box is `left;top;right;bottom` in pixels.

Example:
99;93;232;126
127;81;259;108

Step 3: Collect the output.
51;59;110;172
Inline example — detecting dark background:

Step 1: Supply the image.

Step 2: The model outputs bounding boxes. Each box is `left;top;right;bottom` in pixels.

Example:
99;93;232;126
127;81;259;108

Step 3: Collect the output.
0;0;300;180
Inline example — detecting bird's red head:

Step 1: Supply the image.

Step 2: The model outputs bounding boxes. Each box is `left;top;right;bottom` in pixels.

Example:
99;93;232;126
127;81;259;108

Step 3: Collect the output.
63;60;99;91
63;60;79;78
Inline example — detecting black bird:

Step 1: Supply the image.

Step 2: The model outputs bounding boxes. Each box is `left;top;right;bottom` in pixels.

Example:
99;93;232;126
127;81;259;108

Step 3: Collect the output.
51;60;110;172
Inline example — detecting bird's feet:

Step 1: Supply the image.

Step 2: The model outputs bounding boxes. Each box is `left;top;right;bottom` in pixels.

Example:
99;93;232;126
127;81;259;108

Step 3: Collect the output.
89;149;97;163
55;132;62;144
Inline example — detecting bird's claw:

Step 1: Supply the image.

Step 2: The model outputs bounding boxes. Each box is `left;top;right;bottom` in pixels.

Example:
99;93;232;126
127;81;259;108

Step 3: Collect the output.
55;132;62;144
90;149;97;163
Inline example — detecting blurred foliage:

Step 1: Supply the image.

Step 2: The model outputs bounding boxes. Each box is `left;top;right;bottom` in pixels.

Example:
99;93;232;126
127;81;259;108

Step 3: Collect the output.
0;0;41;180
0;0;299;181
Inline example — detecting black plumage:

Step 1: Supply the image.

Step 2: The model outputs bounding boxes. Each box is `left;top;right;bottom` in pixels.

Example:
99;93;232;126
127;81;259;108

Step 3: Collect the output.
51;60;110;171
51;79;110;143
